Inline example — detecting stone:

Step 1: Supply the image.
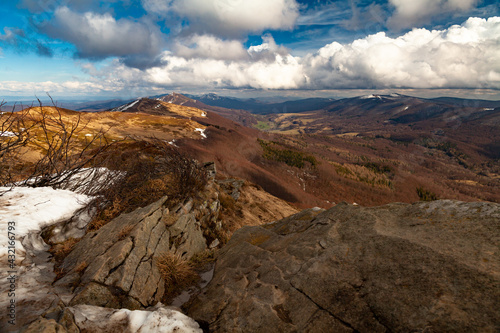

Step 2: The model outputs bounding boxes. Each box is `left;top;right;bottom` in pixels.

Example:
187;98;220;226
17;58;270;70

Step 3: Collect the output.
56;194;209;309
187;200;500;332
22;318;67;333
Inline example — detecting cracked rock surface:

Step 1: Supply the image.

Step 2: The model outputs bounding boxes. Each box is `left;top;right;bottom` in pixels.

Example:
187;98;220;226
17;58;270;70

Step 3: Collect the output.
55;195;208;309
186;200;500;332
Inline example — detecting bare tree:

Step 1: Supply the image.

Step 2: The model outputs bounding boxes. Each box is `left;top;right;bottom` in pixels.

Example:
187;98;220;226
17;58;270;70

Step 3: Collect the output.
20;96;115;193
0;101;36;188
1;96;116;195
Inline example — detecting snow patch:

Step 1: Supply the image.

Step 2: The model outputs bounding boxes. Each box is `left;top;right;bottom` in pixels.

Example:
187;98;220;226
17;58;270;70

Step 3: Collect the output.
483;107;494;111
0;187;92;258
201;112;207;117
85;133;92;137
70;304;202;333
0;131;16;137
360;94;382;100
116;99;139;112
194;128;207;139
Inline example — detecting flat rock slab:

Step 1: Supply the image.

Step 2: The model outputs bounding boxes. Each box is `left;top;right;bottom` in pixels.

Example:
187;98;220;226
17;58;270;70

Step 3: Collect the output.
187;201;500;332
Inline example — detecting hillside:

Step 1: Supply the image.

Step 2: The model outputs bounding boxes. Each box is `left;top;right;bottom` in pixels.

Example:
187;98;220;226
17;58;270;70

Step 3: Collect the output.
1;94;499;332
157;93;500;206
3;94;499;207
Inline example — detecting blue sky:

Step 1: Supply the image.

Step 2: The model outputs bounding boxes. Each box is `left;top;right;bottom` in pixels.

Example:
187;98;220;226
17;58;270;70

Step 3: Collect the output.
0;0;499;100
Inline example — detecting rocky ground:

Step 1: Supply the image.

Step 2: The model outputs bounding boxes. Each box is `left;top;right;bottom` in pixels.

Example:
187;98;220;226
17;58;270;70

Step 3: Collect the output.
187;200;499;332
0;162;498;332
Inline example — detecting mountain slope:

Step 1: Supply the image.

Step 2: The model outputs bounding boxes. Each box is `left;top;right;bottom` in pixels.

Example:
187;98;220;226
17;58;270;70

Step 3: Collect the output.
188;93;335;114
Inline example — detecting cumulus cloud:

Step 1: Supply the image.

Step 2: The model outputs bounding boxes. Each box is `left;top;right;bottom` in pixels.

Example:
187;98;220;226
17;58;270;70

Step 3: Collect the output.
174;35;248;60
143;0;299;37
138;17;500;90
41;6;164;62
305;17;500;89
388;0;478;29
3;17;499;95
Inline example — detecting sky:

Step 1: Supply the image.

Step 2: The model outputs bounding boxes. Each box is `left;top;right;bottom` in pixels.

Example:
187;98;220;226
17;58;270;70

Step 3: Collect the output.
0;0;499;101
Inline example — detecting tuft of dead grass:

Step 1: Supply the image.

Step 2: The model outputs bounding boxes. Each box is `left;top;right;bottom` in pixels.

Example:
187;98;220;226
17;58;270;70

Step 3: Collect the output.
51;237;79;263
118;225;135;240
189;249;216;271
75;261;88;274
156;252;199;300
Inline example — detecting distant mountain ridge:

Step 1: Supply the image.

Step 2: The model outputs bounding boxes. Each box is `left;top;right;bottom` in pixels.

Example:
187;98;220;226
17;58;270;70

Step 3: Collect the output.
185;93;335;114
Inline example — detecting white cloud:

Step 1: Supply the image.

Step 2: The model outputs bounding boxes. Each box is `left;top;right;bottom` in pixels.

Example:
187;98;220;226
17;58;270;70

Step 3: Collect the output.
174;35;248;60
305;17;500;89
42;6;164;59
388;0;478;29
3;17;499;95
144;0;299;37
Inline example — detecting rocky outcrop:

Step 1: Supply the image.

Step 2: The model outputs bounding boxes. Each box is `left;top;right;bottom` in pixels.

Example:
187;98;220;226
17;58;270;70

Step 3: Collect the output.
54;194;218;309
187;200;500;332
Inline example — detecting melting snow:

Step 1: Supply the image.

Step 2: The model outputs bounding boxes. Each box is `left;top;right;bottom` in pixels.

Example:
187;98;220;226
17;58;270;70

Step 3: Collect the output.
201;112;207;117
0;187;92;258
116;99;140;112
0;131;16;137
155;104;161;109
360;94;382;100
483;108;494;111
194;128;207;139
71;304;202;333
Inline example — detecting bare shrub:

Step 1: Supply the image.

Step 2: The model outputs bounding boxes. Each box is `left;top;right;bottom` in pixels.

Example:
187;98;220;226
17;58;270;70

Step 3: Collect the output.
0;101;35;189
1;97;116;195
86;139;208;231
19;97;114;193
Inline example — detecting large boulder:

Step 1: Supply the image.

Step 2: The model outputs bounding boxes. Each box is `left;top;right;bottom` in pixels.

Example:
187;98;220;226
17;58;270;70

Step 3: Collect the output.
187;200;500;332
55;195;210;308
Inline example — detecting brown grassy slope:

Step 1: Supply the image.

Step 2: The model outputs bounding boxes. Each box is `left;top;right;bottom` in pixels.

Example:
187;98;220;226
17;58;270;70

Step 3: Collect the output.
8;101;498;209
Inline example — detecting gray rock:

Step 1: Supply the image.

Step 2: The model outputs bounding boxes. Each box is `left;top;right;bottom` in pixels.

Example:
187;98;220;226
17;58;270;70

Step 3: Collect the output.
22;318;68;333
56;195;208;308
187;200;500;332
217;178;245;201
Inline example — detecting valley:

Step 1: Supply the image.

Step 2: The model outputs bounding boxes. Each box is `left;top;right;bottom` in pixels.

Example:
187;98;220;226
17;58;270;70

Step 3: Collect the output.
1;91;499;332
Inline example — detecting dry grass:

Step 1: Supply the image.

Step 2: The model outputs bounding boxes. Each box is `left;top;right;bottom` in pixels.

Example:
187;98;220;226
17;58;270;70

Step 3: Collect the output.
75;261;88;274
156;252;199;300
51;238;80;262
189;249;216;271
118;225;135;240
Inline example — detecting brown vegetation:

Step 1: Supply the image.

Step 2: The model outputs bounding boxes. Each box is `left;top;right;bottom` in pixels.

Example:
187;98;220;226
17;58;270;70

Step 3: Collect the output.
86;139;208;232
156;252;199;299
